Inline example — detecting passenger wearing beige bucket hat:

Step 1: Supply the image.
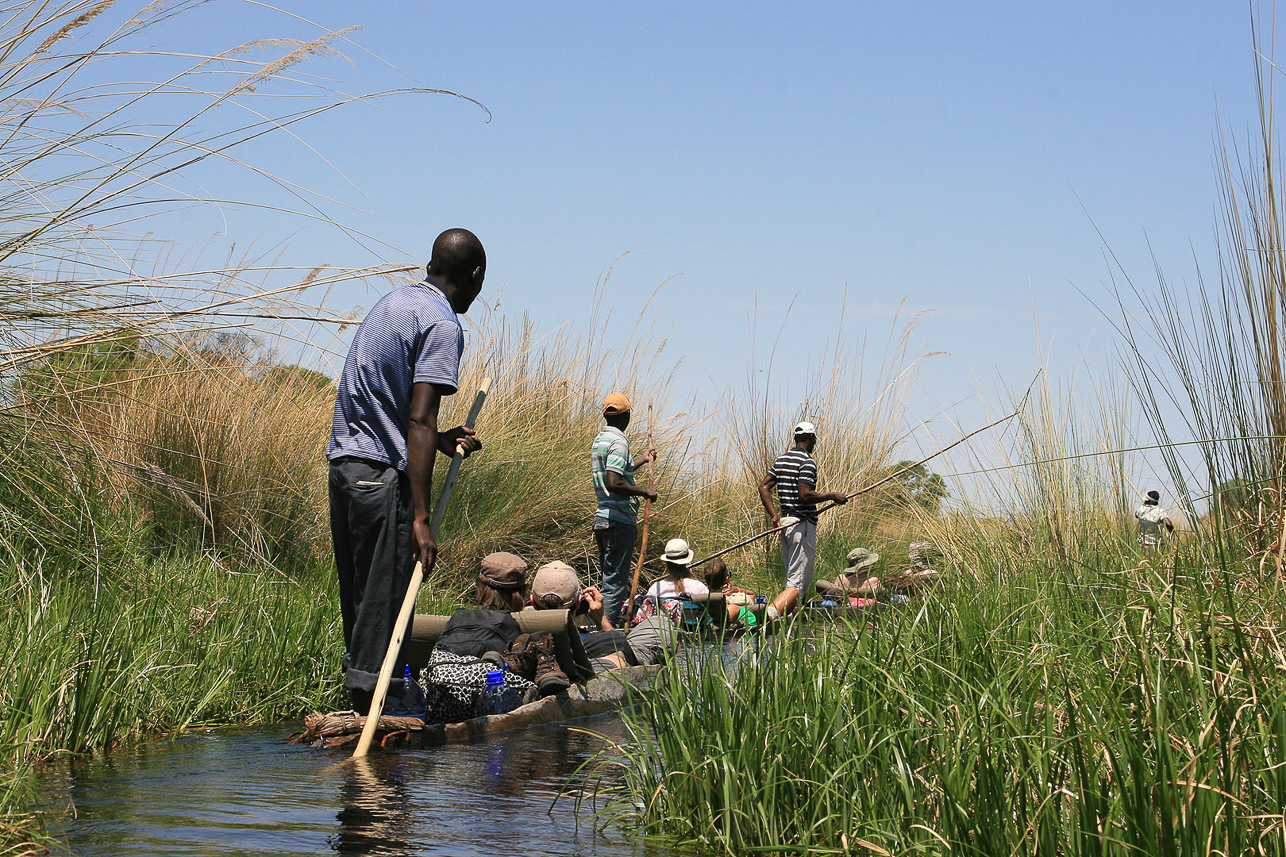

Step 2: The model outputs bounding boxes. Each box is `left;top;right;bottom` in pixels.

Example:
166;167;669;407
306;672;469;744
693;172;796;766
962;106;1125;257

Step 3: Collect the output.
591;392;658;627
757;421;850;619
816;547;881;597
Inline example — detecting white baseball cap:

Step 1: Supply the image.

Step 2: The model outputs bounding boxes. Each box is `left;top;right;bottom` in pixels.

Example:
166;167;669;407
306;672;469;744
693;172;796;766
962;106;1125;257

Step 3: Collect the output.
793;421;817;437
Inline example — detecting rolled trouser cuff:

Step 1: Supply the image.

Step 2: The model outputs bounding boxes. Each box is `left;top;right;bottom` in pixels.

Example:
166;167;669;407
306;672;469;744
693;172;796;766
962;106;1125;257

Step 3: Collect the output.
343;663;381;692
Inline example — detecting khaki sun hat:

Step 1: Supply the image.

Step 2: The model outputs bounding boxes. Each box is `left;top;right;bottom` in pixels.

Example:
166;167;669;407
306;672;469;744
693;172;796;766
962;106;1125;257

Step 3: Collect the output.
602;393;632;416
531;560;581;608
659;537;695;566
845;547;880;572
479;551;528;590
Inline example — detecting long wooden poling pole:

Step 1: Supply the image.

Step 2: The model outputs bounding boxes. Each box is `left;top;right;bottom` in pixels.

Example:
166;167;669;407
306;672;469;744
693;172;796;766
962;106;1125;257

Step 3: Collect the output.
623;401;654;626
688;406;1022;569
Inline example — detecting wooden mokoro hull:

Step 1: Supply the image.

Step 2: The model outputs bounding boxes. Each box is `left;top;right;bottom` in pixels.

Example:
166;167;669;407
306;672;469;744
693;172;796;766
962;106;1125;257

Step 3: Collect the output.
297;663;661;751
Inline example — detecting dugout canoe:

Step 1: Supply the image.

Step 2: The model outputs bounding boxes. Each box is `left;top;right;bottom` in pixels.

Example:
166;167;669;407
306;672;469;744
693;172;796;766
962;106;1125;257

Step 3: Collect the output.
296;662;661;750
296;606;660;751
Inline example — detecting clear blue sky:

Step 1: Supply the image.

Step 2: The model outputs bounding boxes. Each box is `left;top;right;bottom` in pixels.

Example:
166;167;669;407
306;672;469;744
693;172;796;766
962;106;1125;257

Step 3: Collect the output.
82;2;1269;502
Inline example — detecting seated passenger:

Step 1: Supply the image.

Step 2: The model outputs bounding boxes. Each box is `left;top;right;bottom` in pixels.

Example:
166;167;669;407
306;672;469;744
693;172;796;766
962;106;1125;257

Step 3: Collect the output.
631;538;709;626
699;559;758;625
816;547;881;598
528;557;688;669
530;561;636;673
420;552;568;723
703;559;756;605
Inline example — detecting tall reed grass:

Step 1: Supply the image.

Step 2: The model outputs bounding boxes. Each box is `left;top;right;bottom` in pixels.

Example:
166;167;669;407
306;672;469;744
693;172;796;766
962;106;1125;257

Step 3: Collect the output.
1113;18;1286;568
598;14;1286;856
610;556;1286;855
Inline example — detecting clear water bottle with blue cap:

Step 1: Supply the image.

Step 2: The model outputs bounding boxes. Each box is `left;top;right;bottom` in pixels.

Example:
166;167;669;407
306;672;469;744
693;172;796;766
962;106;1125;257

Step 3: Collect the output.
389;663;427;718
474;669;523;717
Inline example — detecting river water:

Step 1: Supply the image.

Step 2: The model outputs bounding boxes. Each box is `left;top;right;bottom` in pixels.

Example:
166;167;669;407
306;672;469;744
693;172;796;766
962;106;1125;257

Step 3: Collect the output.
36;715;672;857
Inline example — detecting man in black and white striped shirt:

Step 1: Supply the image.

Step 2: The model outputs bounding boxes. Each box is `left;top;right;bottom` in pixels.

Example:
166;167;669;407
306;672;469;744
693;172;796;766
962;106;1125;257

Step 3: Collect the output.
758;421;848;617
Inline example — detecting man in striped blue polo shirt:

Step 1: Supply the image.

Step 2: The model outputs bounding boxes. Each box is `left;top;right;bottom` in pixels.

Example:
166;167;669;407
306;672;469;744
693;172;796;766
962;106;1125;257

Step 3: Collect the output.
327;228;485;713
591;393;658;627
757;421;848;617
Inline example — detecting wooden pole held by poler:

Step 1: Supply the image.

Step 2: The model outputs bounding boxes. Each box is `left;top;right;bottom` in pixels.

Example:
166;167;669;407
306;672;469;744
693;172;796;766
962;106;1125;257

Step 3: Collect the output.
623;401;654;626
687;406;1022;569
352;376;492;759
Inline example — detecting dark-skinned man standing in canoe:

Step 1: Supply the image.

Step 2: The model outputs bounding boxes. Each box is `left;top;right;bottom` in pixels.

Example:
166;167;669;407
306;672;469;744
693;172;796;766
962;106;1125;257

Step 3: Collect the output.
327;228;485;714
591;393;657;628
758;421;847;619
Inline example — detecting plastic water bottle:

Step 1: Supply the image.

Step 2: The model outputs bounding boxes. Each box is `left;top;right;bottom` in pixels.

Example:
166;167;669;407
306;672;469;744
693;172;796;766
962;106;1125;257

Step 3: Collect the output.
386;663;427;718
474;670;522;717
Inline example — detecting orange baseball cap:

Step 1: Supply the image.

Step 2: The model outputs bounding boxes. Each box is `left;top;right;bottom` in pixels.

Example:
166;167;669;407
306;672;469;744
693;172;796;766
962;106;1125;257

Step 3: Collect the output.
602;393;632;415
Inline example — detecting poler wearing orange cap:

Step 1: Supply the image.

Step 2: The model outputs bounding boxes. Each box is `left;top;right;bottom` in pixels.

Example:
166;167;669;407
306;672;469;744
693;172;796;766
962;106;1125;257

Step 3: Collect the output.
590;392;658;627
757;420;848;618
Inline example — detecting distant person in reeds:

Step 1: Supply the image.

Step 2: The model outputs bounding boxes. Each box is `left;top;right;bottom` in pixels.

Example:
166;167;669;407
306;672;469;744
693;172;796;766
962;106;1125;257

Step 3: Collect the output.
591;392;658;628
758;421;848;618
1135;490;1174;554
326;228;485;714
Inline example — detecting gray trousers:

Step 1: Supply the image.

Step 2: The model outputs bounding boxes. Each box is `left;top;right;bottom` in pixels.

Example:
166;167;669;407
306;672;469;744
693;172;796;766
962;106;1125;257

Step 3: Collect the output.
781;519;818;595
626;614;679;666
329;457;415;692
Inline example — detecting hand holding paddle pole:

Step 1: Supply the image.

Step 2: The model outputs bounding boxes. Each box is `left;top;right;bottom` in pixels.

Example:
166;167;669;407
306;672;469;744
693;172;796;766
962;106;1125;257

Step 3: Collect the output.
352;377;492;760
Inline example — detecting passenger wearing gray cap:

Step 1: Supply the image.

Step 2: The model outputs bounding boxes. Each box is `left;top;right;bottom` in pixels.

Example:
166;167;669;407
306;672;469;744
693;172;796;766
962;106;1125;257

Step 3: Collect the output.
816;547;881;597
757;421;849;618
530;561;637;672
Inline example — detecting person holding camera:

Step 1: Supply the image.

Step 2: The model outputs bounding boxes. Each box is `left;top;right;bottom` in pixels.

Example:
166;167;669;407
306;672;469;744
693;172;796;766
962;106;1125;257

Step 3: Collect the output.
530;561;635;672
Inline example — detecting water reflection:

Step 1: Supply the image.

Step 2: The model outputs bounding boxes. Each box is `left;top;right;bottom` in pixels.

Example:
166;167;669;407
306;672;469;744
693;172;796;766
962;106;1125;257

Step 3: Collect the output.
332;758;414;856
36;717;664;857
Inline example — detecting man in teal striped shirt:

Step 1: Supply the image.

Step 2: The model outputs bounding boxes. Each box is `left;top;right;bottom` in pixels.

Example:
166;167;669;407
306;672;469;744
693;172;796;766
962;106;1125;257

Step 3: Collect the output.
591;393;657;627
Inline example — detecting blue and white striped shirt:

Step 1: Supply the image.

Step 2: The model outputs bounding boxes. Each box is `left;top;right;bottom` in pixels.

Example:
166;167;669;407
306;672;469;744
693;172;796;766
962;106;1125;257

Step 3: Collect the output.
327;277;463;471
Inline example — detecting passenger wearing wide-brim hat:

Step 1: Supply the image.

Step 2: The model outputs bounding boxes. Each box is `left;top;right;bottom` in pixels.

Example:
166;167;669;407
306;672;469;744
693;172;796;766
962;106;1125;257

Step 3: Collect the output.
632;538;710;626
658;538;695;567
816;547;882;597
